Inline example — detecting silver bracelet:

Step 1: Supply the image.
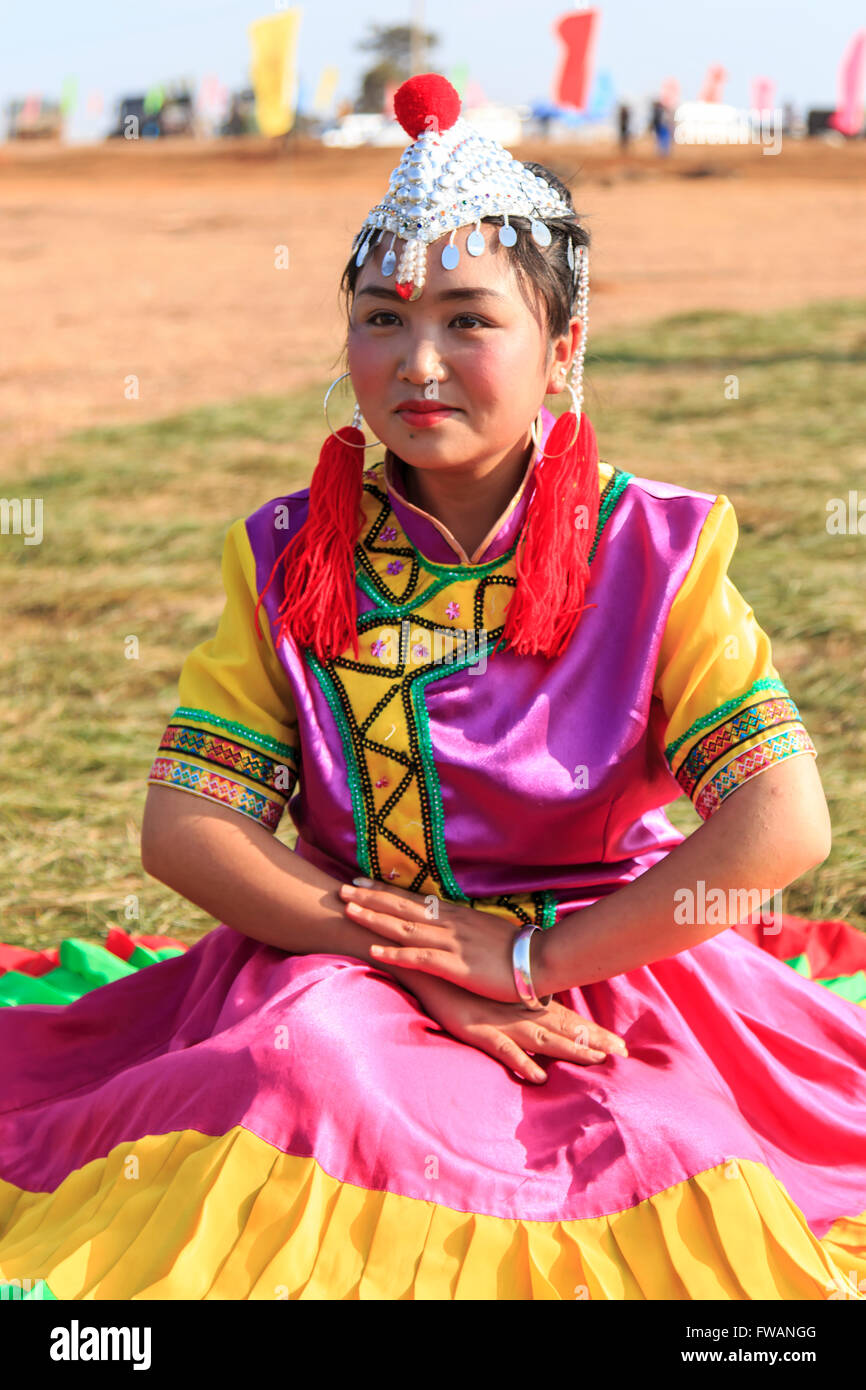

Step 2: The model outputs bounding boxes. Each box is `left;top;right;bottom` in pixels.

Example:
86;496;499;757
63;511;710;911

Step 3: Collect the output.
511;924;553;1010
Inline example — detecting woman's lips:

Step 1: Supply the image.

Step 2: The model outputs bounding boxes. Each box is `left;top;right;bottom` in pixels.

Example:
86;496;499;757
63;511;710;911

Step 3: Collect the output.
396;406;458;427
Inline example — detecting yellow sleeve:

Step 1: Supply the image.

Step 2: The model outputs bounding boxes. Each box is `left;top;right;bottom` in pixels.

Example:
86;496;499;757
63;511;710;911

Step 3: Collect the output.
653;494;817;821
147;517;300;832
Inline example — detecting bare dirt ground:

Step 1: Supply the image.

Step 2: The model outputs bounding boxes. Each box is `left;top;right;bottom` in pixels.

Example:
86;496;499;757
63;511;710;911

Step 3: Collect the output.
1;134;864;470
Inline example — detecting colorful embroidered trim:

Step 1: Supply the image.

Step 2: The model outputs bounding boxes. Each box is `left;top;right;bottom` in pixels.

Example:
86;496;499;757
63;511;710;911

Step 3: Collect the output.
674;695;805;799
147;757;284;831
158;724;298;798
694;729;817;821
665;677;789;765
171;705;299;762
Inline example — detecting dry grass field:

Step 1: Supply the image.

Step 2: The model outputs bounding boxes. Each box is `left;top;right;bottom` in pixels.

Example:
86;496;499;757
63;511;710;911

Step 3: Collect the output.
1;133;864;947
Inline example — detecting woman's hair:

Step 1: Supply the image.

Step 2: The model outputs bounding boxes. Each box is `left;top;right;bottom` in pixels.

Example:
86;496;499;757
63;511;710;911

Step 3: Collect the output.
256;162;600;665
339;160;591;366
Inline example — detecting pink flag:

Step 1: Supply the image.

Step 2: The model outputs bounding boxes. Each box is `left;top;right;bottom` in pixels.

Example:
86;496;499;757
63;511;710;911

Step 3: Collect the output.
829;30;865;136
465;79;487;107
750;77;775;114
198;74;221;111
698;65;727;103
552;8;599;111
659;77;680;110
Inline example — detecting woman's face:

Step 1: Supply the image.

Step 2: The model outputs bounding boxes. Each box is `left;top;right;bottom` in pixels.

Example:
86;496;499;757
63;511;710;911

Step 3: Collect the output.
346;223;582;475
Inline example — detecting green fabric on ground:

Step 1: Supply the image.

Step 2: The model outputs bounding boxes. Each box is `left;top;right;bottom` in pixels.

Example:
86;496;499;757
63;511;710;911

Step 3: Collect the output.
783;951;866;1004
0;1278;57;1299
0;937;176;1008
0;972;72;1006
59;937;138;986
819;971;866;1005
783;952;812;977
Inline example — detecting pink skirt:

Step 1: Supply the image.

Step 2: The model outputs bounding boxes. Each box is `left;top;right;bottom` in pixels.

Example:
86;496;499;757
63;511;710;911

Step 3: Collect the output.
1;912;865;1299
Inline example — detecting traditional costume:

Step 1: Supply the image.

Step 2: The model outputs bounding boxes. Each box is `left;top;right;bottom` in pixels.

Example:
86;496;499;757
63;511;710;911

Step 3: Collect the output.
1;75;865;1301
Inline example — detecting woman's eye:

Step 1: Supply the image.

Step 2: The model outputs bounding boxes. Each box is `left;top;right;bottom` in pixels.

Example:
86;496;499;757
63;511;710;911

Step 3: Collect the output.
366;311;486;328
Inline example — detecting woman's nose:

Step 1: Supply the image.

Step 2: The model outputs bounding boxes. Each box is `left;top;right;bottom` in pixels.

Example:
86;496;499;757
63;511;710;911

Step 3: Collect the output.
399;336;443;382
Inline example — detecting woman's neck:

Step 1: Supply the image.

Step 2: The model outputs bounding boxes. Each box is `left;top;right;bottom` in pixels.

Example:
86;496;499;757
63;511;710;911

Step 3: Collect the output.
395;439;535;560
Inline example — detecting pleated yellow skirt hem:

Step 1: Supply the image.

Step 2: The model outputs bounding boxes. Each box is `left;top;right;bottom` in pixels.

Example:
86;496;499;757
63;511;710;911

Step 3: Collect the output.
1;1126;864;1300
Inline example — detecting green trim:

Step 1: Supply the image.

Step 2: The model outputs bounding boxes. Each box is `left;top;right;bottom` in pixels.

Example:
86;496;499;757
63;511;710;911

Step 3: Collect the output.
664;678;792;764
356;568;464;620
410;630;505;903
304;651;370;875
358;466;633;605
172;706;298;763
411;537;519;579
541;891;559;930
589;470;633;564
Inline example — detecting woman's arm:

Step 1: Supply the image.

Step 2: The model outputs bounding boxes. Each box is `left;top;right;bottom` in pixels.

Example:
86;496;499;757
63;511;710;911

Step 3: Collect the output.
141;785;631;1081
535;753;832;997
140;783;442;1000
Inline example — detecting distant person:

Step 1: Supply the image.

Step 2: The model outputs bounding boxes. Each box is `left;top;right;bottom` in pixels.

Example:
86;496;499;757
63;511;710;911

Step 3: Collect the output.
618;101;632;149
650;98;672;156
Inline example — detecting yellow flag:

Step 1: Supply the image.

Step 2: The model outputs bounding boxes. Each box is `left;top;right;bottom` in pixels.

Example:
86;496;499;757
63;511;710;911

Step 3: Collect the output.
248;9;302;137
313;65;339;118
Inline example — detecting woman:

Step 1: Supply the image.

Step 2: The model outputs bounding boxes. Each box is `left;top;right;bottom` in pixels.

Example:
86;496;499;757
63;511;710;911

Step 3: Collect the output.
1;74;865;1301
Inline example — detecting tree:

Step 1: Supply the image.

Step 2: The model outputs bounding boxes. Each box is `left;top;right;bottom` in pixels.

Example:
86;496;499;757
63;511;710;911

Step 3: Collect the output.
354;24;439;113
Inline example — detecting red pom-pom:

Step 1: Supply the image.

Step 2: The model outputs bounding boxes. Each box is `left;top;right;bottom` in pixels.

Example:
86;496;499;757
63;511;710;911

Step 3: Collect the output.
393;73;461;139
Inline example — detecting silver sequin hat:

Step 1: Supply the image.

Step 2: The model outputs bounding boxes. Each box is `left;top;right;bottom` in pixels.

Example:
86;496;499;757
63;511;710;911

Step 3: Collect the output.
350;72;584;305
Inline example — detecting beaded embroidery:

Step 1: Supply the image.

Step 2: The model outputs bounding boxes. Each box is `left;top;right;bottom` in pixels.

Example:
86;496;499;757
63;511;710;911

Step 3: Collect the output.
303;458;630;928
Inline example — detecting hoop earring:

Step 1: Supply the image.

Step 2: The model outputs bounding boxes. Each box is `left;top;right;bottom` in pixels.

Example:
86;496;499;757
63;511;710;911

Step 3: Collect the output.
529;380;581;458
324;371;382;448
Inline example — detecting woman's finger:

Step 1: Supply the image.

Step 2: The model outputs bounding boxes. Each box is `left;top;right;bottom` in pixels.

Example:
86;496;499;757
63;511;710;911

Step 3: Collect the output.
551;1004;628;1056
344;898;448;946
473;1027;548;1084
341;882;436;923
366;943;460;982
512;1018;609;1066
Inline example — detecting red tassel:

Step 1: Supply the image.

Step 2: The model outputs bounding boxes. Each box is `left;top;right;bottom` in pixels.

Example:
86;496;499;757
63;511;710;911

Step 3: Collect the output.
502;410;600;659
255;413;601;667
254;426;365;663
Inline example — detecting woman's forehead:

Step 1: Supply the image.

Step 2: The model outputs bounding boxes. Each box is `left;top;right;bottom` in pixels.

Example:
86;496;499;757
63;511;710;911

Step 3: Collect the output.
354;223;527;306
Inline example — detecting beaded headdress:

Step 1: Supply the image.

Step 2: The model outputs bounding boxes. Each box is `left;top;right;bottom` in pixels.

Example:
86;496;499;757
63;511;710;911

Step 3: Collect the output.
347;73;589;417
352;73;579;301
255;72;600;665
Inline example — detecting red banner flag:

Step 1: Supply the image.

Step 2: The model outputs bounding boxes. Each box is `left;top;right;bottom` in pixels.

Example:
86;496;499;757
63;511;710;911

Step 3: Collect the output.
750;77;775;113
659;77;680;110
830;30;865;136
552;8;599;111
698;65;727;104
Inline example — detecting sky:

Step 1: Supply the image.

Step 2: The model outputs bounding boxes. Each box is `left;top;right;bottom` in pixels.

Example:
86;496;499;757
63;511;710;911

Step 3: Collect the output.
1;0;861;142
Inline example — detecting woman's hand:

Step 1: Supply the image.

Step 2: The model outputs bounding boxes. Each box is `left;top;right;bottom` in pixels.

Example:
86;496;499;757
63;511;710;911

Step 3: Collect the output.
400;971;628;1083
339;877;529;1002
